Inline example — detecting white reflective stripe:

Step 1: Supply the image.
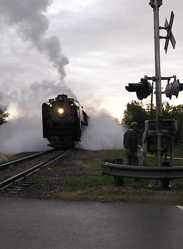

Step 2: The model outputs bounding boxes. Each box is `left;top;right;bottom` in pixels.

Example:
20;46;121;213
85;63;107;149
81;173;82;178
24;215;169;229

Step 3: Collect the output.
176;205;183;211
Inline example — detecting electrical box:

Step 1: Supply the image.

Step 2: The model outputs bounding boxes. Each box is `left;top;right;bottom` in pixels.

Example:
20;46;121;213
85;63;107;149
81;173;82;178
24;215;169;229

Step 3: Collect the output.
147;130;169;154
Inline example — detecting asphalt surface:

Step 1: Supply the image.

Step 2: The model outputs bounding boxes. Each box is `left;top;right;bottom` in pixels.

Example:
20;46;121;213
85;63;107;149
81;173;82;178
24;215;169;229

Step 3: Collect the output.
1;197;183;249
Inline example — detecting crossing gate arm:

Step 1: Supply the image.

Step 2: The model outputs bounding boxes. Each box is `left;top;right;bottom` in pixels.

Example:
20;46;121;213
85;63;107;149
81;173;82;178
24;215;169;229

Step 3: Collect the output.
102;160;183;180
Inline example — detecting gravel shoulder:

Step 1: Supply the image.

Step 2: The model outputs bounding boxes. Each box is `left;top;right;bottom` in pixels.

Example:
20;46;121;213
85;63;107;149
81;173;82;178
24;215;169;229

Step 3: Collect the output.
0;149;107;200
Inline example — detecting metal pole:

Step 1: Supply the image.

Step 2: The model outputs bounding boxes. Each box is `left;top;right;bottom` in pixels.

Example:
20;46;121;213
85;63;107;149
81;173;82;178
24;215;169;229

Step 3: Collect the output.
151;81;154;120
153;0;162;167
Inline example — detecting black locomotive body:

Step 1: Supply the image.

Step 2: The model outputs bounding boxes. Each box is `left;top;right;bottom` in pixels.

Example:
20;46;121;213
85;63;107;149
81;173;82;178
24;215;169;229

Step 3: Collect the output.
42;94;88;148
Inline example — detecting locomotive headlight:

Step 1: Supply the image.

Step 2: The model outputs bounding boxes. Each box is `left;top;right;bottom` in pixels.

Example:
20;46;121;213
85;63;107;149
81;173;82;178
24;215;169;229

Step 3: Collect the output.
57;108;64;115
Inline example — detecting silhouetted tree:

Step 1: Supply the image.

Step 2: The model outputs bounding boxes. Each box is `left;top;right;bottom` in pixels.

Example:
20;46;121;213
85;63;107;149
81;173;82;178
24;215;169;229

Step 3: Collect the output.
122;101;183;144
122;101;148;144
0;108;8;125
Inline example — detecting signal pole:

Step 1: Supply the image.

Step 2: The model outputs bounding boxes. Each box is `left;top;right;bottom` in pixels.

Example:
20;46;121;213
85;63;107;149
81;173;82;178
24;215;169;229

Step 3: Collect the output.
126;1;177;170
151;0;162;167
120;0;183;189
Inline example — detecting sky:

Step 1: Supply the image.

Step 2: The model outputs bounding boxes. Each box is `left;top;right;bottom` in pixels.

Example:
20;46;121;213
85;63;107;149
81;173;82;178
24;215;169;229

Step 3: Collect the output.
0;0;182;153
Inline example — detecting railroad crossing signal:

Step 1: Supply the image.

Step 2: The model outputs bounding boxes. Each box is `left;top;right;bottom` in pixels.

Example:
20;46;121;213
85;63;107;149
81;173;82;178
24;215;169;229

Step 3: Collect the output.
160;11;176;53
125;78;152;100
165;79;183;99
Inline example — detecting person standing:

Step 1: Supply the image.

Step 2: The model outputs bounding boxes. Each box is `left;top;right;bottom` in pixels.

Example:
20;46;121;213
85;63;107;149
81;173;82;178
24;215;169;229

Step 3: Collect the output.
123;122;139;166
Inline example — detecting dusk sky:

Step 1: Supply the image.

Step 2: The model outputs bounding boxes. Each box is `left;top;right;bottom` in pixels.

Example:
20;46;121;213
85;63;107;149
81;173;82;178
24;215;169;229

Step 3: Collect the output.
0;0;182;153
0;0;183;120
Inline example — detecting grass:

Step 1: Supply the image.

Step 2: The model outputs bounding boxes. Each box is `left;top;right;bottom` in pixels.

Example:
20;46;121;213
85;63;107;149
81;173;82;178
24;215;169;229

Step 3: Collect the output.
63;175;113;192
54;147;183;205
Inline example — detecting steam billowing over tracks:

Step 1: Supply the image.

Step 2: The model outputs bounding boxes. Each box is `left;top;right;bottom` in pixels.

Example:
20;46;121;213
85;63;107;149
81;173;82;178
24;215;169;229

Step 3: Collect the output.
0;149;72;193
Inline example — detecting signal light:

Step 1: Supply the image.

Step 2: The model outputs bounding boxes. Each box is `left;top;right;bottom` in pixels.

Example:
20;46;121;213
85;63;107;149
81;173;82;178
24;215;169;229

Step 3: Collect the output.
125;78;152;100
165;83;172;99
165;79;183;99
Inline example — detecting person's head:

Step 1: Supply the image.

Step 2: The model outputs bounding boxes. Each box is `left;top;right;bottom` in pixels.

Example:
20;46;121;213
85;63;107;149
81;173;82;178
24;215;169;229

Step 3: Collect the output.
130;122;138;132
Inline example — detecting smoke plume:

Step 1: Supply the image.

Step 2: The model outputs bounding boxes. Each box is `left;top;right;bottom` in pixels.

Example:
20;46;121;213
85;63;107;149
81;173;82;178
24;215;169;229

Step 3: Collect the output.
0;0;69;79
76;108;124;150
0;84;124;154
0;0;125;154
0;80;77;154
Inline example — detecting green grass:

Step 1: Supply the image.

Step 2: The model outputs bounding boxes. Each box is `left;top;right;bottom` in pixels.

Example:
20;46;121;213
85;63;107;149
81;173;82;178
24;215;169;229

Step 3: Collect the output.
56;147;183;205
63;175;114;192
103;149;126;160
102;149;157;166
86;162;102;171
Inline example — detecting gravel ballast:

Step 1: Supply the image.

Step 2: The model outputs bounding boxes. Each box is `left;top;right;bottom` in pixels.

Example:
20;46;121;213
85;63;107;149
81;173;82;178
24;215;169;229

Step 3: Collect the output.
0;149;107;199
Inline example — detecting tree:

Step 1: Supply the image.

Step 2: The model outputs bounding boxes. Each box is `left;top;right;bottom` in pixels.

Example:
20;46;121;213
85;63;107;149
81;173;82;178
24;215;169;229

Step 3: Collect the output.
161;102;183;143
122;100;183;144
122;101;148;144
170;104;183;143
0;108;8;125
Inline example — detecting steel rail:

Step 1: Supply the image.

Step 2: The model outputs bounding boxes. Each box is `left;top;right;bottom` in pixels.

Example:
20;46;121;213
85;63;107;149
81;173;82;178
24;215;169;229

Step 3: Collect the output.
0;149;71;191
0;150;53;171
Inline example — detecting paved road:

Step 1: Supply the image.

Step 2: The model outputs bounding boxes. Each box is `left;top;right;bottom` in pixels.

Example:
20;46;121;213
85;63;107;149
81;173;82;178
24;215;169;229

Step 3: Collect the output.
1;197;183;249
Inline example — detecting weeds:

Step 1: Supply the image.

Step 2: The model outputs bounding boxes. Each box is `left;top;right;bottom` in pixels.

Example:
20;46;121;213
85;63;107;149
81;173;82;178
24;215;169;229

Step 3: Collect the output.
57;148;183;205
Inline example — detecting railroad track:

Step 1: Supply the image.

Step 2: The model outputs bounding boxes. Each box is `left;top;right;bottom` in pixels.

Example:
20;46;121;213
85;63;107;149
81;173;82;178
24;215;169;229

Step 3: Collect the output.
0;149;72;191
0;150;52;171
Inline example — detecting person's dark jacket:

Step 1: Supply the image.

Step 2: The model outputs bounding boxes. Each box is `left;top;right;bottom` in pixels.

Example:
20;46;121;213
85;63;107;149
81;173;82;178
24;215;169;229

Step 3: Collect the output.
123;129;138;153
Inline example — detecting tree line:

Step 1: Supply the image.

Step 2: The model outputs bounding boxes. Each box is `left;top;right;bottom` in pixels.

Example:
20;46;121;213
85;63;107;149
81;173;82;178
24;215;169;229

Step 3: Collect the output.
122;101;183;145
0;108;8;125
0;100;182;145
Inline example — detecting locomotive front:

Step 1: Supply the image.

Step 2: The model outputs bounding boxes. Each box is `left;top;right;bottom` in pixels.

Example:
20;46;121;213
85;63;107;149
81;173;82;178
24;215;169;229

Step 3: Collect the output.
42;94;83;148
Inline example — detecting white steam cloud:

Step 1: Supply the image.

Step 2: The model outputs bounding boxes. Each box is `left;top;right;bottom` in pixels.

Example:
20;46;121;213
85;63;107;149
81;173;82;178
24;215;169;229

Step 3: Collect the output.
0;0;125;154
0;81;124;154
0;0;70;154
0;80;77;154
0;0;69;79
0;117;48;154
76;109;124;150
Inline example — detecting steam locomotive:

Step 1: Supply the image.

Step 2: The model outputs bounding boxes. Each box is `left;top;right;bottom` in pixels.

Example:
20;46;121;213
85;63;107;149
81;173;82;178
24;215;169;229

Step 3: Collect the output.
42;94;88;149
